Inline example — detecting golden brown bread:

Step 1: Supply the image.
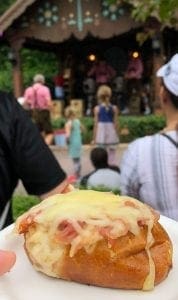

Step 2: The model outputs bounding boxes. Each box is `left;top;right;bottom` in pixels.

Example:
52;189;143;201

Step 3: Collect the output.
24;222;172;290
15;191;173;291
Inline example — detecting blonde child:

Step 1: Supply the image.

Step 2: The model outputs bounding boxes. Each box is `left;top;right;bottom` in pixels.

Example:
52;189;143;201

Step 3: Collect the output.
93;85;119;165
65;107;83;179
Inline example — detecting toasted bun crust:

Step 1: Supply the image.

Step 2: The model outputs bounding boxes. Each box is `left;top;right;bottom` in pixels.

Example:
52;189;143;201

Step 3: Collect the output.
24;222;172;290
15;191;173;290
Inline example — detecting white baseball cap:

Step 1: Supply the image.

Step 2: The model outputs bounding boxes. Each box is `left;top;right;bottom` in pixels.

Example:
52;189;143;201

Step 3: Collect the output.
156;54;178;96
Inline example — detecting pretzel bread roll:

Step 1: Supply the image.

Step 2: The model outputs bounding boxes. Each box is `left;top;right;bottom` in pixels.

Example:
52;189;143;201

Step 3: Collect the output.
15;190;172;291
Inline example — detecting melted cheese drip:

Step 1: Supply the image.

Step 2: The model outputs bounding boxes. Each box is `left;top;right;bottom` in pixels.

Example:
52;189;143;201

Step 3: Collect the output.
143;249;155;291
142;221;155;291
16;190;156;290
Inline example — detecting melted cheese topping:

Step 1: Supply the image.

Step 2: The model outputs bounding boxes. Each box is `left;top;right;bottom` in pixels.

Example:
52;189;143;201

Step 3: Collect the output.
15;190;157;290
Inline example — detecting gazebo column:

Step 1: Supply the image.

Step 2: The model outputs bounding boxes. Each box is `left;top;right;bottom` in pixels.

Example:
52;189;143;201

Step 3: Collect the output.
9;39;24;99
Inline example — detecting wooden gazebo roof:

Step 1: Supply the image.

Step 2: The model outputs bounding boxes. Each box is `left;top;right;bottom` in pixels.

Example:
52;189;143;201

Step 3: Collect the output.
0;0;36;33
0;0;139;45
0;0;143;100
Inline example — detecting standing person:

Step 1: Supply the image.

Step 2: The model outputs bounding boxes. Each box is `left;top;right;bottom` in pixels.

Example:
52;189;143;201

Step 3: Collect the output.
93;85;119;165
0;91;73;230
65;107;83;179
87;59;116;87
73;63;86;100
123;52;144;115
124;52;143;80
53;73;65;100
83;77;96;116
120;53;178;221
23;74;53;145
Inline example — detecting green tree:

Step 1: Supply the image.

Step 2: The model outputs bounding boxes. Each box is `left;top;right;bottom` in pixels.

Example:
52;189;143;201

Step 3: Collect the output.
0;46;13;92
21;48;58;89
0;0;59;93
0;0;15;15
0;47;59;93
108;0;178;26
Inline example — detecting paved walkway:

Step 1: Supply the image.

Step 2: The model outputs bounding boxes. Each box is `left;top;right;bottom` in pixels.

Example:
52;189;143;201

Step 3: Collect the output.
14;144;128;195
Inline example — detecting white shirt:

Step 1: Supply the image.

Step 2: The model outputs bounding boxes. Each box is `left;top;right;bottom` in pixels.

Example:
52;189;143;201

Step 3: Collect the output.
87;169;121;191
120;131;178;220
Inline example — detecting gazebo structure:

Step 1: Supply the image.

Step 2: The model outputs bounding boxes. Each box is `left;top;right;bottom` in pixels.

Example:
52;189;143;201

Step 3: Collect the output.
0;0;141;97
0;0;162;108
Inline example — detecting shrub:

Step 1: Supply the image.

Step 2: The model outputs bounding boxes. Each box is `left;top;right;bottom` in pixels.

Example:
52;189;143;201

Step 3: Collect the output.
79;185;120;195
119;115;165;141
12;195;40;220
51;115;166;144
51;118;66;130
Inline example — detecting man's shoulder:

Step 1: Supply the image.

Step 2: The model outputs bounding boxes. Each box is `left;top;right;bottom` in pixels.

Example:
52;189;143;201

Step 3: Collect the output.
87;168;121;188
123;135;159;163
80;170;96;186
121;136;152;162
24;86;33;95
25;85;33;91
0;90;13;100
40;84;50;92
0;92;17;137
129;134;155;149
90;168;120;179
0;91;15;110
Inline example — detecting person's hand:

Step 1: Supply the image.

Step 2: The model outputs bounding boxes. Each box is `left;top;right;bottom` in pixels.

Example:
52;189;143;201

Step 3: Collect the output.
0;249;16;276
62;183;75;193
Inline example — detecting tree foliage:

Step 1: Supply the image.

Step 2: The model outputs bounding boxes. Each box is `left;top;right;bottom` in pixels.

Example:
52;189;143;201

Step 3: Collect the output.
0;46;13;92
0;0;15;15
21;48;58;89
0;1;59;92
1;1;178;26
0;46;59;93
108;0;178;26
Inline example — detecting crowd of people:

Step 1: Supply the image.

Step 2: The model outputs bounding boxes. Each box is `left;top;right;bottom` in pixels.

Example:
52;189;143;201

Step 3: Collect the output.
0;54;178;276
51;54;152;116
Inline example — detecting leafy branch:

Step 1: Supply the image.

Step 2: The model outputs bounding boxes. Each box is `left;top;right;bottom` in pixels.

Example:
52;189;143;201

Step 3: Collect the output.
107;0;178;26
